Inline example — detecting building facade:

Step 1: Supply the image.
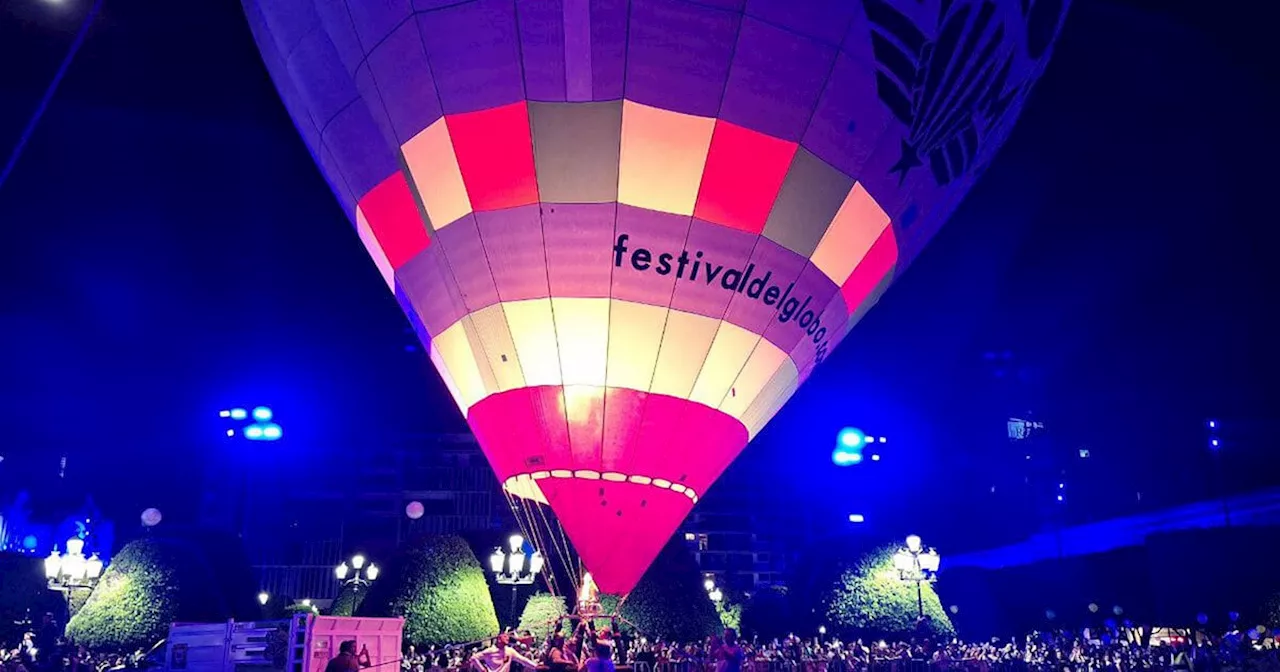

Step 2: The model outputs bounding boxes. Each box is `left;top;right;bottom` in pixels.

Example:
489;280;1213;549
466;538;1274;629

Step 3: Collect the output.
200;433;511;602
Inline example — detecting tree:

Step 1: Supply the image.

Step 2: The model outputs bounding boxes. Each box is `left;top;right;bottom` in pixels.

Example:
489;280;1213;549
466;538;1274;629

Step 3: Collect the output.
605;537;721;641
329;584;367;617
716;601;742;632
824;544;954;638
518;593;568;639
66;537;232;650
740;586;794;641
356;535;499;645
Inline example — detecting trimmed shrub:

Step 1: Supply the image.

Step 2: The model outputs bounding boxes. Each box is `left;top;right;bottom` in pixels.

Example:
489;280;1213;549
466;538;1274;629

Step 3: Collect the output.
329;584;367;617
66;537;230;650
356;535;498;645
605;537;720;641
824;544;954;638
518;593;568;639
740;586;794;641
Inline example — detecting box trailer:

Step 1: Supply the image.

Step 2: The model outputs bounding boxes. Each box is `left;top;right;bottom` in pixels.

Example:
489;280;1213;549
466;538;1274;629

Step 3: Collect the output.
163;614;404;672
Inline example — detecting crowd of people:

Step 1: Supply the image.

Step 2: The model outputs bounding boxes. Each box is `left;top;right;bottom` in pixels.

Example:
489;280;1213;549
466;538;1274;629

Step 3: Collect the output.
9;612;1280;672
400;621;1280;672
1;613;151;672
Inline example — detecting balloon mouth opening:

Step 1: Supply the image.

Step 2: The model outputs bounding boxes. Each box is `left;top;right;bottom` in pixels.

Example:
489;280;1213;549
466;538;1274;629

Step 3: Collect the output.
503;471;699;505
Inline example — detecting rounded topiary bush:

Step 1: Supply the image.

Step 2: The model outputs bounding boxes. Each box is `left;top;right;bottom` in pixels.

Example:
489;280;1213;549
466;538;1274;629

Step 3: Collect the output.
356;535;498;645
599;537;720;641
740;586;794;641
824;543;954;638
329;583;367;617
518;593;568;639
66;537;230;650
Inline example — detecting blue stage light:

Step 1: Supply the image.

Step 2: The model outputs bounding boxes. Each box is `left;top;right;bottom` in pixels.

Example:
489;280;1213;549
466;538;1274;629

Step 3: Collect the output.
244;425;265;440
848;514;865;523
229;408;248;420
832;447;863;466
252;406;273;421
1208;419;1217;429
262;423;282;440
22;535;38;550
837;427;865;448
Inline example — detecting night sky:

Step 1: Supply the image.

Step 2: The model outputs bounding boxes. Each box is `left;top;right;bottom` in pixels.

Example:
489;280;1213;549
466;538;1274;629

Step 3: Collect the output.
1;0;1276;552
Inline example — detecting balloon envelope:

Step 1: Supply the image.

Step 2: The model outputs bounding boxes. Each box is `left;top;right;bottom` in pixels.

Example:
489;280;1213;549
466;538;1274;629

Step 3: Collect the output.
245;0;1068;594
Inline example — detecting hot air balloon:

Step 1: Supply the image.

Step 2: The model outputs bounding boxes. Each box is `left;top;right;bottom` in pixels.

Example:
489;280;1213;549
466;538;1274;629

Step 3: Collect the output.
243;0;1069;596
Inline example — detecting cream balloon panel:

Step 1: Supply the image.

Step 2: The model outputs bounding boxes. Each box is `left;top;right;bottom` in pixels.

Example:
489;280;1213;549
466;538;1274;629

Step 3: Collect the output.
426;298;798;435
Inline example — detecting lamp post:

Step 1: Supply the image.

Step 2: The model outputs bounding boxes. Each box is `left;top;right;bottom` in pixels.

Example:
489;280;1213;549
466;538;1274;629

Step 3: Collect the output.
45;538;104;614
335;554;379;590
703;575;723;603
892;535;940;619
488;534;544;627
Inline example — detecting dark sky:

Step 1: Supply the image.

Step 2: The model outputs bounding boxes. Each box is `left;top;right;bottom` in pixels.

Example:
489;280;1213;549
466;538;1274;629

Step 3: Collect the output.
1;0;1276;551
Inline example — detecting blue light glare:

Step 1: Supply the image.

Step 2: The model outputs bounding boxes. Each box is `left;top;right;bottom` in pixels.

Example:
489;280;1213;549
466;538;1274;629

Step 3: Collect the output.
1056;495;1064;502
229;408;248;420
244;425;265;440
1210;439;1220;448
252;406;273;421
832;447;863;466
262;423;282;440
837;427;865;448
225;429;235;437
218;410;231;418
22;535;38;550
1208;420;1217;429
848;514;865;523
871;454;881;462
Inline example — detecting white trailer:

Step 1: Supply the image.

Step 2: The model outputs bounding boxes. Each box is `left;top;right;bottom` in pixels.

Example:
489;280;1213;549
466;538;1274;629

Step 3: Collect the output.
163;614;404;672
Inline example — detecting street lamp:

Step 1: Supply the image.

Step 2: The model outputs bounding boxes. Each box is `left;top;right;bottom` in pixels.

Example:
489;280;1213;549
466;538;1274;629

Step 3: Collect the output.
45;538;105;613
892;535;940;619
258;591;270;606
335;553;379;590
488;534;544;625
703;575;723;603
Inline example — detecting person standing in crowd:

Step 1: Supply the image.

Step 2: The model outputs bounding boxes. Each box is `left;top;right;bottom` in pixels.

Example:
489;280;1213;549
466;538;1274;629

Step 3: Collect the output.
469;634;537;672
714;628;745;672
322;642;358;672
325;641;362;672
583;643;614;672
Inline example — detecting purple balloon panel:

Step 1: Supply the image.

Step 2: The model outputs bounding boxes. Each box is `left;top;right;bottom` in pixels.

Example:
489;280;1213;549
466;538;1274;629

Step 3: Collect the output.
518;0;568;101
366;18;445;142
744;0;858;46
475;205;551;302
609;205;691;307
667;218;758;321
542;202;617;299
718;18;835;143
588;0;627;101
342;0;411;52
416;0;525;115
433;214;501;312
624;0;740;117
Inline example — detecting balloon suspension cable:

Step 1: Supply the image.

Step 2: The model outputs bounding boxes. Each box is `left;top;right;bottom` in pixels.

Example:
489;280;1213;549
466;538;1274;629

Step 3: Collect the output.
0;0;104;195
536;499;581;589
503;489;560;596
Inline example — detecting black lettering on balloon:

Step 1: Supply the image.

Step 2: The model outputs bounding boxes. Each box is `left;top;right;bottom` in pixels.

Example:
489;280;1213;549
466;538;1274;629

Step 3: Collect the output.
608;232;838;367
